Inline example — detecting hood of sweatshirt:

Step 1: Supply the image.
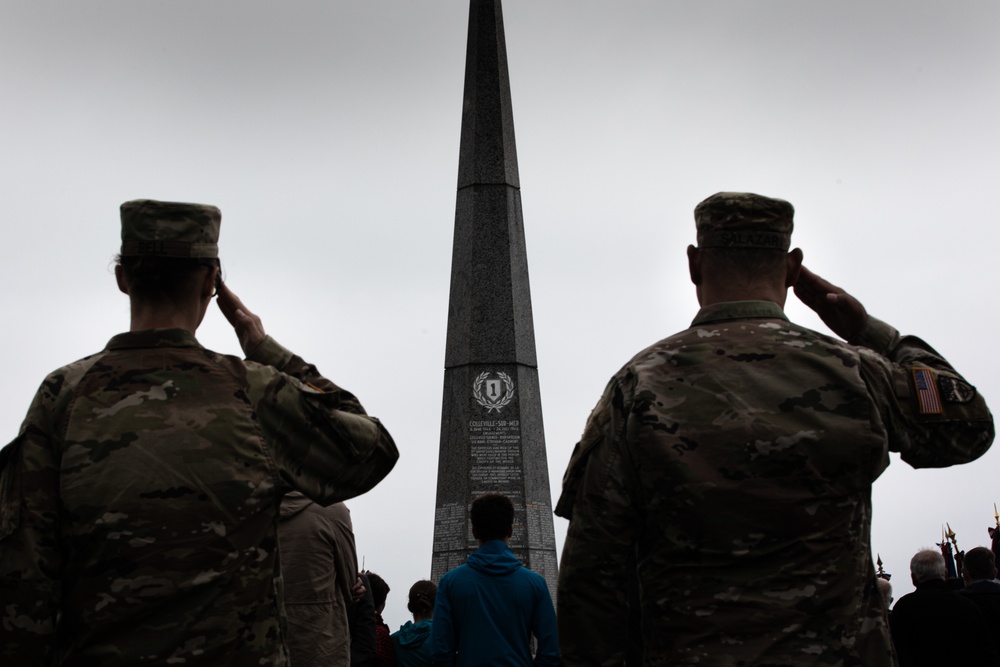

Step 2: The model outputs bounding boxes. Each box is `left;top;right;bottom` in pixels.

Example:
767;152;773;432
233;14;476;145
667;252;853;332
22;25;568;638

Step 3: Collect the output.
466;540;522;576
395;619;432;650
279;490;314;520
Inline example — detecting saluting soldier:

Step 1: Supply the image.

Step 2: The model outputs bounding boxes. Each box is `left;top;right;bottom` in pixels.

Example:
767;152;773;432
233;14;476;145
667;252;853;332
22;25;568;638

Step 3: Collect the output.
0;200;399;665
556;192;994;666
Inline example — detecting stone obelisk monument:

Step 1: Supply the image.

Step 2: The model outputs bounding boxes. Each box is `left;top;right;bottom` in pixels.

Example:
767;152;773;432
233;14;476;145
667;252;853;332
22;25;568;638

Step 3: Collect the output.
431;0;558;598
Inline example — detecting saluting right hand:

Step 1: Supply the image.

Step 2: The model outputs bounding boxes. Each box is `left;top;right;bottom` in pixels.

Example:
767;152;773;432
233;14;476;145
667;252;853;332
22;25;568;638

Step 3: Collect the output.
793;266;869;341
216;282;267;355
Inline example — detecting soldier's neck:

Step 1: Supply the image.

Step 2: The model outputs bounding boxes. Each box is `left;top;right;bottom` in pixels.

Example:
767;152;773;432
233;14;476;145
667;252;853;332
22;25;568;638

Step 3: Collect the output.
129;299;207;334
698;281;788;309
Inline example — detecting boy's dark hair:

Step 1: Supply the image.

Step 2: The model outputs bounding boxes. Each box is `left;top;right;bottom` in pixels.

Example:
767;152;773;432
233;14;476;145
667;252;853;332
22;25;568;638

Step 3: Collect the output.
367;572;390;609
470;493;514;542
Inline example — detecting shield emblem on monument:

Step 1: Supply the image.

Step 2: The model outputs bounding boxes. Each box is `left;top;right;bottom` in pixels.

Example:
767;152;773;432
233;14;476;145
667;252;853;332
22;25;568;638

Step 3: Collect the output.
485;378;504;400
473;371;515;413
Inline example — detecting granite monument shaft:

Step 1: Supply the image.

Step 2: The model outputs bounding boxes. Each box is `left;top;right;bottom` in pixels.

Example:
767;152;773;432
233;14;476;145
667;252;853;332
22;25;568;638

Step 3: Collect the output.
431;0;559;598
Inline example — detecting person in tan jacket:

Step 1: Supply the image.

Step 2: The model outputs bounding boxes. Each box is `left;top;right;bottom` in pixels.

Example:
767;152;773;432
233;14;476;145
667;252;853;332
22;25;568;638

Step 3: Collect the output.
279;492;359;666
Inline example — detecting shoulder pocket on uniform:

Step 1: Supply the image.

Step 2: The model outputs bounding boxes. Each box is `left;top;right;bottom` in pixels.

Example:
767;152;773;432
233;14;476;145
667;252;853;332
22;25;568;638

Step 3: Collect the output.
0;435;24;541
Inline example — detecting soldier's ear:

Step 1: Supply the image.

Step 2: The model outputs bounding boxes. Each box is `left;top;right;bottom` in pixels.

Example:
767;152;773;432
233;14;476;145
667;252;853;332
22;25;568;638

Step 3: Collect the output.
115;264;129;295
201;266;219;299
784;248;803;288
687;245;702;286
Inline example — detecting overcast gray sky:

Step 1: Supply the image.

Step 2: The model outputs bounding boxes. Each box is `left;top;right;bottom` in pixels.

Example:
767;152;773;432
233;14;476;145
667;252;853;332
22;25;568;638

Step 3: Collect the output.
2;0;999;627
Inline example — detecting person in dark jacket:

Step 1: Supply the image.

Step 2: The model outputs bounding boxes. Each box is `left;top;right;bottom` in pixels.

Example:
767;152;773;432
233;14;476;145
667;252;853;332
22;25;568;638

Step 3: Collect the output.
391;580;437;666
429;493;559;667
368;572;395;667
958;546;1000;654
350;572;377;667
890;549;998;666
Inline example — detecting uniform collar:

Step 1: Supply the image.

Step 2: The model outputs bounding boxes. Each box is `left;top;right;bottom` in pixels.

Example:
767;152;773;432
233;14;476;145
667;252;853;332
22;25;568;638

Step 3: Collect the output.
105;328;204;350
691;300;788;326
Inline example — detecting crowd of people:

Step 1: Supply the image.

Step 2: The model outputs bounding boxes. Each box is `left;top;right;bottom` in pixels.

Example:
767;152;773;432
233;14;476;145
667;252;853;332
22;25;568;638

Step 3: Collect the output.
336;531;1000;667
0;192;995;665
312;493;558;667
879;545;1000;665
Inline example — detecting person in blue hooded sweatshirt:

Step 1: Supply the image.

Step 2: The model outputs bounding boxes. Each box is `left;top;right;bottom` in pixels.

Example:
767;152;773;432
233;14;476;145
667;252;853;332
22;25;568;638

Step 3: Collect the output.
392;580;437;666
429;493;559;667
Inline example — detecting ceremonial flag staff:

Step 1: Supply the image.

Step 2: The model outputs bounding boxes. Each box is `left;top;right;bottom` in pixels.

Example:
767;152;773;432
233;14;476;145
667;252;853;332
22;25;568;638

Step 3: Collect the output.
989;503;1000;567
876;554;891;581
939;525;959;580
946;523;964;579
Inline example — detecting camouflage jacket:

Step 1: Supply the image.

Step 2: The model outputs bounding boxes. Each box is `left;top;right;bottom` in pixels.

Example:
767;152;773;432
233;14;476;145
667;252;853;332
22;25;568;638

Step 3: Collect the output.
555;301;994;667
0;329;398;666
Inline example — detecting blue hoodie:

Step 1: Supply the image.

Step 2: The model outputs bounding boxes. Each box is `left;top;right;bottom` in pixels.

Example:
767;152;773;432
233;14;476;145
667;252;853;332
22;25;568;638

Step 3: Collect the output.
392;619;433;667
429;540;559;667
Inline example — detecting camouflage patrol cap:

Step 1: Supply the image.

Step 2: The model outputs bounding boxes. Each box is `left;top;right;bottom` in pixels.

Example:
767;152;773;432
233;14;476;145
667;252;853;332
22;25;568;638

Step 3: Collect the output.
120;199;221;258
695;192;793;251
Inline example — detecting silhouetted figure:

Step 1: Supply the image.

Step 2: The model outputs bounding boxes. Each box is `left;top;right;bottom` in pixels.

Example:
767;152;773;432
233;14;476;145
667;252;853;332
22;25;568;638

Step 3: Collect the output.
0;199;398;665
351;572;377;667
958;546;1000;655
368;572;395;667
556;192;994;666
876;577;894;619
890;549;998;666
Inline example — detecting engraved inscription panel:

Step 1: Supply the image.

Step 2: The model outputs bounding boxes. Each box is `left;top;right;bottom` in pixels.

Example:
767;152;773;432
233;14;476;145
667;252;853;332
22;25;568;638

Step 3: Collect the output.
468;418;524;494
433;502;468;552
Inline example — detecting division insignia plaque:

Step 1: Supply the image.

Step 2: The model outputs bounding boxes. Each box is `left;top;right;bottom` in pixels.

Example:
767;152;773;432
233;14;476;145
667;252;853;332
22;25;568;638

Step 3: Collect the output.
473;371;515;413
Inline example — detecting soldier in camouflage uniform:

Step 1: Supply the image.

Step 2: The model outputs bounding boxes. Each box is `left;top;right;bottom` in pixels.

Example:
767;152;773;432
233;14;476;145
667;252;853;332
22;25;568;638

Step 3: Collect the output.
555;192;994;666
0;199;399;666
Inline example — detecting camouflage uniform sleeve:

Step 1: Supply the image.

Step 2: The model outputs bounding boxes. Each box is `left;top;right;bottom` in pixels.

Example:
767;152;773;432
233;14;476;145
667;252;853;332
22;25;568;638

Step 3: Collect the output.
0;378;68;665
555;376;642;667
244;336;399;505
853;316;994;468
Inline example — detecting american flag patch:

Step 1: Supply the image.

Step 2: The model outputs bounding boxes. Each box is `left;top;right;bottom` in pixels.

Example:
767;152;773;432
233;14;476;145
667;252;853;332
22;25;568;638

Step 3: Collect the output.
912;368;943;415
